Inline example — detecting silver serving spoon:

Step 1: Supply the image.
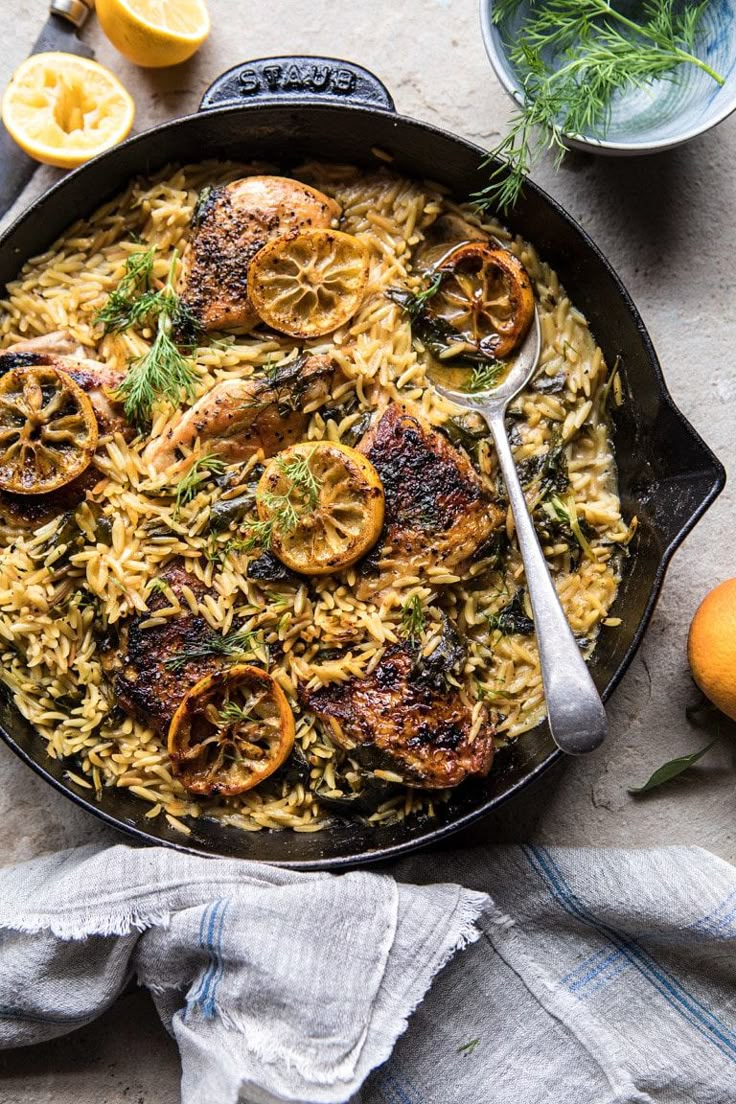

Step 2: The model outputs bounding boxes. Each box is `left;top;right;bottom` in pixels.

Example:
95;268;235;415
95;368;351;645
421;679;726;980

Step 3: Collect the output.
431;310;607;755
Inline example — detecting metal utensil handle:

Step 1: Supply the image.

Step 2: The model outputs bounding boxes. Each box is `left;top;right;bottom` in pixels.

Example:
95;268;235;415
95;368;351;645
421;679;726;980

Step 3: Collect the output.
487;409;608;755
50;0;94;28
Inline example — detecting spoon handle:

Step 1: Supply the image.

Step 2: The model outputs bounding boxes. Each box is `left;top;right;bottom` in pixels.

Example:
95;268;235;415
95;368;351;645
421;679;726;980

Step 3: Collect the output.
486;410;607;755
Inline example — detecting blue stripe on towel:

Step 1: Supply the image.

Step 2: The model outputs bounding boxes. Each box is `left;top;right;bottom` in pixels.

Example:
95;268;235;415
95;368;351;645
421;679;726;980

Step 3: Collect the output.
524;846;736;1063
202;898;229;1017
186;898;227;1019
370;1065;419;1104
198;898;227;1018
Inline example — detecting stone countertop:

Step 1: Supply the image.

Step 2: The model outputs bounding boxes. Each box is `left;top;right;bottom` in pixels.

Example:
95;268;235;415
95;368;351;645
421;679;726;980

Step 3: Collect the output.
0;1;734;1100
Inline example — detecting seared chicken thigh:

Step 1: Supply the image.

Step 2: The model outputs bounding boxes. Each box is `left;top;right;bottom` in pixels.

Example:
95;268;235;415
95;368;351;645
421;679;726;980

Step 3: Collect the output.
144;354;339;473
178;176;341;333
301;643;494;789
115;561;230;735
357;404;504;586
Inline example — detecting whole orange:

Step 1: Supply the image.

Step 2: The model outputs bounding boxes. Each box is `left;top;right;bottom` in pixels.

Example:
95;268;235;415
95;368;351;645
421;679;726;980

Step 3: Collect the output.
687;579;736;721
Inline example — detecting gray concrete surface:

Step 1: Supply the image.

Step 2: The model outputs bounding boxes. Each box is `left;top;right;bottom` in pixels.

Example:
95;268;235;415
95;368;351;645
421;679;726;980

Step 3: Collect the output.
0;0;735;1099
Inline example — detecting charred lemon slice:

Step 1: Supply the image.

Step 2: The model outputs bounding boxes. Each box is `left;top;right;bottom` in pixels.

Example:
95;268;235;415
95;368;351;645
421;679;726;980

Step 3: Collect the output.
0;365;98;495
256;441;384;575
247;229;369;338
168;664;295;797
428;242;535;359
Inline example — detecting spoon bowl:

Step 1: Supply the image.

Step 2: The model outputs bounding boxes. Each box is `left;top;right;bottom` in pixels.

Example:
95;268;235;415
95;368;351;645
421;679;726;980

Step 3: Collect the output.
432;306;542;412
427;306;607;757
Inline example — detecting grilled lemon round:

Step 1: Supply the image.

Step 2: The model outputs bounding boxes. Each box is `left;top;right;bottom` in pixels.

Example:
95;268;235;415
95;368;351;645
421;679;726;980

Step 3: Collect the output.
0;365;98;494
248;229;369;338
256;441;384;575
428;242;535;359
168;664;295;796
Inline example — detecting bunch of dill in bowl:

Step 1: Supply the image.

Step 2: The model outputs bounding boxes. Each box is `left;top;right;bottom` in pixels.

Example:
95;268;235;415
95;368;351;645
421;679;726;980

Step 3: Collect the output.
478;0;735;210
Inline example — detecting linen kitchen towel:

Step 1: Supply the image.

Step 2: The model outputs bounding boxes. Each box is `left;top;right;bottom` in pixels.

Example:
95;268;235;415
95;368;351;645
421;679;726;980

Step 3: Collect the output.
0;843;734;1103
364;844;736;1104
0;842;487;1104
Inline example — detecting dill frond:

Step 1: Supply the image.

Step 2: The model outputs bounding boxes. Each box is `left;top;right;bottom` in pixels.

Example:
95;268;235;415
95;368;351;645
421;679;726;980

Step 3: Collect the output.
115;250;198;429
216;700;252;726
95;248;156;333
173;453;226;517
163;627;262;672
400;594;426;641
277;448;320;510
466;361;504;392
387;272;444;319
477;0;722;212
243;447;322;552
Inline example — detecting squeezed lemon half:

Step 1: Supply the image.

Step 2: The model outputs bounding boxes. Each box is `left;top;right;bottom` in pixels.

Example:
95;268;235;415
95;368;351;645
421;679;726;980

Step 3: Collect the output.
96;0;211;68
1;53;135;170
0;365;99;494
257;441;385;576
248;229;370;339
168;665;295;796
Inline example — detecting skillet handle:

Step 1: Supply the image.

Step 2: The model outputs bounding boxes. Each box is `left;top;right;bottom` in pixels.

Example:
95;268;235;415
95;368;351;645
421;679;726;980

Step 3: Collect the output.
199;56;395;113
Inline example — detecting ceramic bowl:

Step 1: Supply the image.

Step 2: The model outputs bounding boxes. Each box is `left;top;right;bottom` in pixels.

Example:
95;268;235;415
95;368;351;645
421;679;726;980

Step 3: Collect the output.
480;0;736;155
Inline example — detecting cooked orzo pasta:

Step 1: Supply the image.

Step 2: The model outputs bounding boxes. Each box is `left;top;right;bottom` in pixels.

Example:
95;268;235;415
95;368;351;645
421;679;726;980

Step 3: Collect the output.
0;161;632;835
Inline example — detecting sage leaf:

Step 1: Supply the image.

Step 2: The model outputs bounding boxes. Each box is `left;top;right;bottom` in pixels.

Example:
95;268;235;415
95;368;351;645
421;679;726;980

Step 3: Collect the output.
628;740;718;795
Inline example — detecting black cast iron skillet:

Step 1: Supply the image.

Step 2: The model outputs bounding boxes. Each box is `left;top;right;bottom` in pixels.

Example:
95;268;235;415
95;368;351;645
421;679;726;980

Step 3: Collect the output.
0;58;725;868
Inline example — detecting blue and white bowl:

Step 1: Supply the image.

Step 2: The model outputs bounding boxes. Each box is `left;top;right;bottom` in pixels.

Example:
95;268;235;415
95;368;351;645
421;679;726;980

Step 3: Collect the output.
480;0;736;155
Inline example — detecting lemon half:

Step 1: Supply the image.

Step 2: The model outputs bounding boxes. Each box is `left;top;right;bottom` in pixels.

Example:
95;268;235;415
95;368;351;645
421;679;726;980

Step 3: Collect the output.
96;0;210;68
1;53;135;169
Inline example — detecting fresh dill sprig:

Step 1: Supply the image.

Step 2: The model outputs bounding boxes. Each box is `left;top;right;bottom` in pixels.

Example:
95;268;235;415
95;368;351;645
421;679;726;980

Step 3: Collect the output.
234;519;276;555
216;700;252;726
476;0;724;212
400;594;426;641
115;250;198;430
163;627;261;673
278;449;320;510
173;453;226;517
465;361;504;392
95;248;157;333
243;448;322;552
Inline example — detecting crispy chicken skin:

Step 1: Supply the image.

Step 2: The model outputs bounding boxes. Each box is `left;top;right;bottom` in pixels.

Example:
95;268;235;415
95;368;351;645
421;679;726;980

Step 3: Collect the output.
357;404;504;583
178;176;342;333
301;644;494;789
115;561;229;735
0;331;126;435
143;353;339;473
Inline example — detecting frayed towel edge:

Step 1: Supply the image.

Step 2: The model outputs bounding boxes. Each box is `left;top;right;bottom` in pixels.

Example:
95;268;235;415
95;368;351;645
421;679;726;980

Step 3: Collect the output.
0;908;173;940
192;887;491;1091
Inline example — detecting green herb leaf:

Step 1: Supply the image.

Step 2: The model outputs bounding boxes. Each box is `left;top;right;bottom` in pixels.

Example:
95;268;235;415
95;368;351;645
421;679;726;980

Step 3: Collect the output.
163;626;263;673
111;250;199;429
245;446;323;552
457;1038;481;1055
216;700;252;726
476;0;723;212
400;594;425;642
628;740;718;795
95;248;156;333
487;589;534;636
465;361;503;392
173;453;226;517
387;272;444;319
